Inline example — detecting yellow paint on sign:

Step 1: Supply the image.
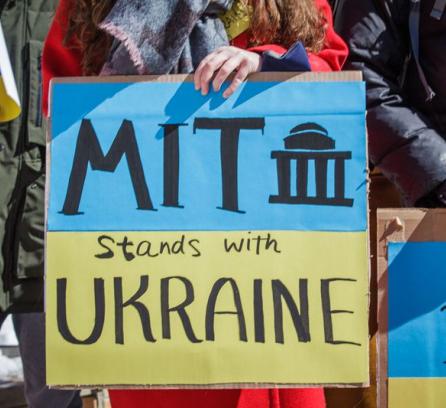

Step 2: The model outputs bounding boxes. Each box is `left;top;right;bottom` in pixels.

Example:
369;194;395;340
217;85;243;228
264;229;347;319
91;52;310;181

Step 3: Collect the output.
389;378;446;407
46;231;369;386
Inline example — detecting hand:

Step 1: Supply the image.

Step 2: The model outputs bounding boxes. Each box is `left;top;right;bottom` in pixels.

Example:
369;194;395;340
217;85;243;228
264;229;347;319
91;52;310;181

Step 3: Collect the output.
194;46;261;98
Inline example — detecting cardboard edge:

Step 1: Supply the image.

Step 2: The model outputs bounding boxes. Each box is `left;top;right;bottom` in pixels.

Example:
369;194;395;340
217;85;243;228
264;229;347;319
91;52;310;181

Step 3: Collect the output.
376;209;408;408
364;127;371;389
49;71;363;85
44;88;53;380
50;382;368;391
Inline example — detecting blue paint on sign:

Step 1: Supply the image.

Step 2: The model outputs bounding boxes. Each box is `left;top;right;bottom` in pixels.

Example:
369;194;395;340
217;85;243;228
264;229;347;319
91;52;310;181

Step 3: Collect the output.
388;242;446;377
49;80;366;232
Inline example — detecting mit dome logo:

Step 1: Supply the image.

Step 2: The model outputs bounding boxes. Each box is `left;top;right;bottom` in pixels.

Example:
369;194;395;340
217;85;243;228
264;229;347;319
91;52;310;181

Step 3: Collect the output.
269;122;354;207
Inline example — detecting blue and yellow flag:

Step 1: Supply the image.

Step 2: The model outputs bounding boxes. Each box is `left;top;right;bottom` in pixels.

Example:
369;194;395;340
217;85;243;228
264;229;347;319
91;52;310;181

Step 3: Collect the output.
0;23;20;122
220;0;252;40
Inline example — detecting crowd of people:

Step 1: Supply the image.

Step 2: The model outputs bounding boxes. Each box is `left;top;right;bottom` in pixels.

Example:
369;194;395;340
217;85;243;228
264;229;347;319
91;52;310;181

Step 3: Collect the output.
0;0;444;407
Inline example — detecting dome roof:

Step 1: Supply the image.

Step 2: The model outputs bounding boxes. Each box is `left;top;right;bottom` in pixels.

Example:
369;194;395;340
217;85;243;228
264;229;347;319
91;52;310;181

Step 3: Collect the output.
284;123;335;150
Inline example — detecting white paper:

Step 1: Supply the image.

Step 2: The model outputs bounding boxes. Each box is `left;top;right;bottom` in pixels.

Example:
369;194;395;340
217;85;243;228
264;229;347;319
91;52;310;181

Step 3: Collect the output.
0;351;23;382
0;316;18;346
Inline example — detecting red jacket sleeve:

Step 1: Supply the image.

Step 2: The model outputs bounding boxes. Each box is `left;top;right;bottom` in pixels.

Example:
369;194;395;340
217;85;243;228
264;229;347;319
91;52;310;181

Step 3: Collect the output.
42;0;83;116
308;0;348;71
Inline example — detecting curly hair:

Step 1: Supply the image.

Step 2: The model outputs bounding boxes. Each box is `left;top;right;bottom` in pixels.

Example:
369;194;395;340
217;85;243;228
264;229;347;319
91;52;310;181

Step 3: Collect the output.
65;0;116;75
66;0;327;75
248;0;326;51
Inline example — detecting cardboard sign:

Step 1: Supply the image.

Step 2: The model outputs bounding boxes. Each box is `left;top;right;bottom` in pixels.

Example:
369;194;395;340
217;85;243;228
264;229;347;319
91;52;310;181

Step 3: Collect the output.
46;72;369;388
377;209;446;407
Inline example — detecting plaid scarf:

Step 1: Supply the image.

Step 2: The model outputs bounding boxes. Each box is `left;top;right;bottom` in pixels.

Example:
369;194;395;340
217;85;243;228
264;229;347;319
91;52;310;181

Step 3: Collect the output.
100;0;233;75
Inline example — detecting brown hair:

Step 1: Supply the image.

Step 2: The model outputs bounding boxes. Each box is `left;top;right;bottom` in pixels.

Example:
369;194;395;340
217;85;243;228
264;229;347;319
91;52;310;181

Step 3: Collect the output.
66;0;326;75
65;0;116;75
248;0;326;51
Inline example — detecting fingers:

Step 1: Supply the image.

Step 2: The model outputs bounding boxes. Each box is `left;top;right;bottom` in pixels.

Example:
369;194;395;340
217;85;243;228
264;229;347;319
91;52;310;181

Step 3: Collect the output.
212;56;243;93
194;51;229;96
194;47;260;98
222;62;250;98
194;54;214;91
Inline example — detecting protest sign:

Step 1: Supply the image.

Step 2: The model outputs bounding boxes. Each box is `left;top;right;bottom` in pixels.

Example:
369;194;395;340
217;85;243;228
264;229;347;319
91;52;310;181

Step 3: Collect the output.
0;23;20;122
46;72;369;388
377;209;446;407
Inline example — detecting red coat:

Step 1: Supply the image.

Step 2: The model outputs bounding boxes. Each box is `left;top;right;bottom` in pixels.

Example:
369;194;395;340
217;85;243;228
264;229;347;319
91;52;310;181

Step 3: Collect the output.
42;1;347;407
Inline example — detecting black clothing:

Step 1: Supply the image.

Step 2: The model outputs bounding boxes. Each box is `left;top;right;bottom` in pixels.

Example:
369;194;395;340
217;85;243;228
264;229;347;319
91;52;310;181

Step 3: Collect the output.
336;0;446;205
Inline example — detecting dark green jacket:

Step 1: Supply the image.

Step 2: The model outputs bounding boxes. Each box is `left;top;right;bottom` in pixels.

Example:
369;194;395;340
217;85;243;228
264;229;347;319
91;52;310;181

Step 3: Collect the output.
0;0;57;322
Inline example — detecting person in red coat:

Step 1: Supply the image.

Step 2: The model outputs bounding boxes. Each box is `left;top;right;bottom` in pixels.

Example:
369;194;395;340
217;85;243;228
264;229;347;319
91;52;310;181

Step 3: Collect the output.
42;1;348;407
42;0;347;114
